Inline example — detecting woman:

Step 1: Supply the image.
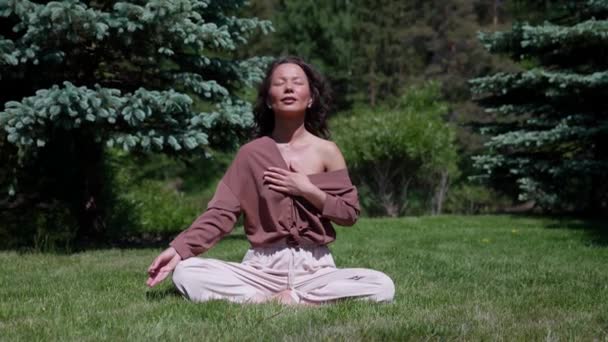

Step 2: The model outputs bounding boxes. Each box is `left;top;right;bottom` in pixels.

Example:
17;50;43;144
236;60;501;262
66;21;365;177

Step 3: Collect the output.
146;56;395;305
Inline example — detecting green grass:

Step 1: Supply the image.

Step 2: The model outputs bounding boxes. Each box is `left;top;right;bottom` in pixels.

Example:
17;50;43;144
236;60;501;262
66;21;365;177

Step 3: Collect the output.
1;215;607;340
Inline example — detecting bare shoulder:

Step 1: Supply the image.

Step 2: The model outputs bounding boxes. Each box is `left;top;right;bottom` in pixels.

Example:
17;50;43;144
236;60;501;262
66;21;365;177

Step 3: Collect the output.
314;136;347;171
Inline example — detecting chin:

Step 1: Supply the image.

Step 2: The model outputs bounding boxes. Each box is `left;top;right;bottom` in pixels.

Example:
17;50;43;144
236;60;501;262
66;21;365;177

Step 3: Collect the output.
275;107;307;118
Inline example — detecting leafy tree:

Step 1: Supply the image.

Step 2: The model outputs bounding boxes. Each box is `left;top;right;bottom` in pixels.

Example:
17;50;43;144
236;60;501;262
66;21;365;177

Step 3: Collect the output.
241;0;353;108
470;0;608;213
0;0;272;245
331;82;459;216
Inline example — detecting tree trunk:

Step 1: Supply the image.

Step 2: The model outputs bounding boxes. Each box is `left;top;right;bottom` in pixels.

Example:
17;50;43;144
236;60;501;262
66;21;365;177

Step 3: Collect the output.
493;0;499;27
371;161;394;216
368;59;377;107
371;160;405;217
72;131;107;245
399;177;412;215
432;170;450;215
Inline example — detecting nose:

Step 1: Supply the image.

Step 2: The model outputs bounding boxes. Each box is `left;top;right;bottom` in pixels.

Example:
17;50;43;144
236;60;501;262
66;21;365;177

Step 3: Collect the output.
283;82;294;93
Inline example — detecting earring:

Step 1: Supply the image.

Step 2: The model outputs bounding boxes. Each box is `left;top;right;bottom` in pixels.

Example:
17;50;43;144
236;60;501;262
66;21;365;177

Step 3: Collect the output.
267;103;272;109
307;101;312;108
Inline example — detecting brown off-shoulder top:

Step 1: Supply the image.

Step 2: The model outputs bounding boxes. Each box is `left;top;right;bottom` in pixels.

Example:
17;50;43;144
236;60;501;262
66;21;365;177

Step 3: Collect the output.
170;136;361;259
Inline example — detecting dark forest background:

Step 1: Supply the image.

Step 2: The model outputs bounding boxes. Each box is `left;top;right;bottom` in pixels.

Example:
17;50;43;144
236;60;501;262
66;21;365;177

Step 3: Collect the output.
1;0;606;250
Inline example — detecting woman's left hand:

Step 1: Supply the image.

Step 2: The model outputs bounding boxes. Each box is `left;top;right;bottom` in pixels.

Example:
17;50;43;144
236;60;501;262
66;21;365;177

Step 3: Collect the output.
263;162;314;197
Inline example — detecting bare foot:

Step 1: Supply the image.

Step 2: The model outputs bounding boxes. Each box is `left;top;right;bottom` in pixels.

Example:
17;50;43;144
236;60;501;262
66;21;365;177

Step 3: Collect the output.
271;289;299;305
267;290;322;307
244;291;324;306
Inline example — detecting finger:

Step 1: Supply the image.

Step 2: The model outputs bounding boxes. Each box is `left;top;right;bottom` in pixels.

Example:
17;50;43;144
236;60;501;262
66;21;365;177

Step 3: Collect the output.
146;275;157;287
147;265;160;277
264;171;285;179
169;254;182;267
268;184;289;193
152;273;167;286
158;259;179;274
158;266;174;274
147;276;160;287
264;177;287;186
263;175;286;185
148;255;180;287
266;179;288;188
147;271;168;287
148;256;163;272
268;167;289;175
148;259;165;275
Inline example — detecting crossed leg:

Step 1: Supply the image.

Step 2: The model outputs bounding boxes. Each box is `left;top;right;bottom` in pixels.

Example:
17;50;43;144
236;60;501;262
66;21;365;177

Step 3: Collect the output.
171;257;395;305
172;257;276;303
294;267;395;304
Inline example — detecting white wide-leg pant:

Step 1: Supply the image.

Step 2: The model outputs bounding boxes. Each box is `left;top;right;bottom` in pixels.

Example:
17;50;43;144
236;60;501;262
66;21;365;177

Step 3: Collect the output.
172;243;395;304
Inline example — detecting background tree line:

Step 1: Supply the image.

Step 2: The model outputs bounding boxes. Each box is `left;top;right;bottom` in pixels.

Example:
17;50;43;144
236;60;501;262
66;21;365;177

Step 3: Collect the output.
243;0;607;216
1;0;605;250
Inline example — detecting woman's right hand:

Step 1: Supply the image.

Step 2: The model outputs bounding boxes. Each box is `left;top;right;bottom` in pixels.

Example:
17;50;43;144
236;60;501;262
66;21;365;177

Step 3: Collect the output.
146;247;182;287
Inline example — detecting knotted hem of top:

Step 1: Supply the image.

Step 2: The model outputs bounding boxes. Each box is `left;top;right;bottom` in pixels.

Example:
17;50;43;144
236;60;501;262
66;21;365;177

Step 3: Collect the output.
252;236;325;250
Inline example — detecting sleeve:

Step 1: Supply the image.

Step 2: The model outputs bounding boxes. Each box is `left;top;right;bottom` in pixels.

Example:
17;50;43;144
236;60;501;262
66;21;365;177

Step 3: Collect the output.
169;149;246;259
320;185;361;226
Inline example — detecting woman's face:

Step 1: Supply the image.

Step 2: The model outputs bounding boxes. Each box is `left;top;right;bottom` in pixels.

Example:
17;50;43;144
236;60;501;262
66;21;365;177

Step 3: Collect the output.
267;63;312;117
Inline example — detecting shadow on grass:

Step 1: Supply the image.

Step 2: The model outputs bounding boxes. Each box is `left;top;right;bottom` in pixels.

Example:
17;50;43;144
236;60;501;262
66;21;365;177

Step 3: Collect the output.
88;230;249;253
0;230;248;254
145;286;183;301
501;213;608;247
542;217;608;247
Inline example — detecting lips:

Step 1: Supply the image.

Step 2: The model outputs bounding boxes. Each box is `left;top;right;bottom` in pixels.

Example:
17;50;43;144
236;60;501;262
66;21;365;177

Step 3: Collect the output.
280;96;297;103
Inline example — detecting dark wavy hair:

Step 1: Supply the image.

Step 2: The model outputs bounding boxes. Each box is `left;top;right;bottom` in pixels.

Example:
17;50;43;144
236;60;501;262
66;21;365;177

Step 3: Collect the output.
252;56;332;139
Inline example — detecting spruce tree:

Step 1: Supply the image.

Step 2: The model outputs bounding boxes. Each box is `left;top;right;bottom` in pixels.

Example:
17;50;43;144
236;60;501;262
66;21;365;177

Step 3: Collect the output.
470;0;608;213
0;0;272;243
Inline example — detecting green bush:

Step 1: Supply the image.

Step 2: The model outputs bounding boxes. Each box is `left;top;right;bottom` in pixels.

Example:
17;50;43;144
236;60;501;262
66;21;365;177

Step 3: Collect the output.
0;200;78;252
331;82;459;216
444;183;511;215
104;148;236;239
116;180;208;235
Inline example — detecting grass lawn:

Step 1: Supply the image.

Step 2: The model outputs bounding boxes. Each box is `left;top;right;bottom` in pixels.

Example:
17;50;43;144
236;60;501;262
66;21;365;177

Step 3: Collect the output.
1;215;607;340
